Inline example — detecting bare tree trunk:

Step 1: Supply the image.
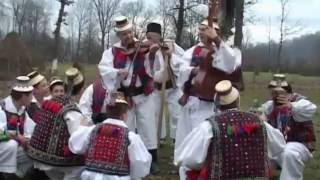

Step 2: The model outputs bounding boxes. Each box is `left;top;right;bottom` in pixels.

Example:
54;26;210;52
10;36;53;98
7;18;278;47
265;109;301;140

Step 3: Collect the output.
234;0;244;49
76;26;81;59
53;1;66;64
175;0;184;46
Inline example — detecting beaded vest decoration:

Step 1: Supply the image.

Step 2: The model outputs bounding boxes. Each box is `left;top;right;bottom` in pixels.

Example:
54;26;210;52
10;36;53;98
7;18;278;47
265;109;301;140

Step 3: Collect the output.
27;96;84;166
85;123;130;175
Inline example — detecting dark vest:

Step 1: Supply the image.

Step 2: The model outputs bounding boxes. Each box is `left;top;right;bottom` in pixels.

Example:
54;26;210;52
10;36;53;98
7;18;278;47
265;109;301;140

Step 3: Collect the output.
27;102;41;124
91;77;107;114
85;123;130;175
112;47;153;97
27;96;84;166
188;110;270;180
0;100;26;135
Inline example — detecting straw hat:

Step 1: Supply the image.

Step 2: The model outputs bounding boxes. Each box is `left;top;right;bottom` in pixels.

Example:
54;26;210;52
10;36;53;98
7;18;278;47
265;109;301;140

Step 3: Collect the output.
214;80;239;106
27;71;45;86
114;16;133;32
13;76;34;92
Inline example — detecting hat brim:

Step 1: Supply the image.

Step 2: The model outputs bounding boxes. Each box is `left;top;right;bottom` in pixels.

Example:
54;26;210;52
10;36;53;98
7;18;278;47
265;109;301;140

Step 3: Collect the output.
29;74;45;86
13;86;33;92
114;23;132;32
217;87;239;105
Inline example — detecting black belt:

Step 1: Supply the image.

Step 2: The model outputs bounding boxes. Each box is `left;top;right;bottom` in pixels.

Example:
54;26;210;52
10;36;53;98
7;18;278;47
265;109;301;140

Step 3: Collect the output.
119;86;144;97
154;80;173;90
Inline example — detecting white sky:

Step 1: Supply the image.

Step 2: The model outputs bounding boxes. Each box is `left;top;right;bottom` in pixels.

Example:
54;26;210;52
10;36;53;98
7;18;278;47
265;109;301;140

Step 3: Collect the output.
48;0;320;44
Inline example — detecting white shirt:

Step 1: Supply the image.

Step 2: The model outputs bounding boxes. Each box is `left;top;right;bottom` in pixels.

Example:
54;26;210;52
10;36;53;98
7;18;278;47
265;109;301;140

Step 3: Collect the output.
69;118;152;180
0;96;35;138
79;84;109;121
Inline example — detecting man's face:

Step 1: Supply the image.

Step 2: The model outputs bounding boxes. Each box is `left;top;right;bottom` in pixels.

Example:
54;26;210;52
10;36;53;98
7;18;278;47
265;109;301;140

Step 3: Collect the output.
51;85;65;98
34;79;49;97
146;32;161;44
118;28;134;47
198;24;209;43
21;92;32;106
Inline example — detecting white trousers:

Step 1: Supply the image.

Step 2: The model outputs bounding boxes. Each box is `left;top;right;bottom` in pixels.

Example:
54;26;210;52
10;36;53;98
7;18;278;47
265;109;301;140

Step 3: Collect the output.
175;97;215;149
126;93;157;149
0;140;33;177
277;142;312;180
154;88;182;139
44;166;85;180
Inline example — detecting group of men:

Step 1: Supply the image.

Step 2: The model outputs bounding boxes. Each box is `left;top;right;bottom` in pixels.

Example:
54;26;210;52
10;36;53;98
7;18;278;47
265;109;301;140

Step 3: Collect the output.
0;13;317;180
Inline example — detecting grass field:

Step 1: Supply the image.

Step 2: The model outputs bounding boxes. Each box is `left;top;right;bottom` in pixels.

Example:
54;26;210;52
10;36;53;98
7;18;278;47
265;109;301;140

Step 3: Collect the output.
1;64;319;180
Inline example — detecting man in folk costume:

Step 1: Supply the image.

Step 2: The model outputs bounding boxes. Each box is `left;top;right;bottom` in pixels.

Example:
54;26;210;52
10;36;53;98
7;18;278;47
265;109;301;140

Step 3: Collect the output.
261;74;317;180
69;92;152;180
27;67;87;180
174;80;286;180
175;18;242;149
79;76;109;124
98;16;165;173
146;22;185;140
0;76;36;178
26;71;50;123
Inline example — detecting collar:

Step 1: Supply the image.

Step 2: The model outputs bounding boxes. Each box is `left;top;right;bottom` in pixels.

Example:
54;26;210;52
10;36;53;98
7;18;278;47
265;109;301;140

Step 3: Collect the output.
102;118;128;128
4;96;26;115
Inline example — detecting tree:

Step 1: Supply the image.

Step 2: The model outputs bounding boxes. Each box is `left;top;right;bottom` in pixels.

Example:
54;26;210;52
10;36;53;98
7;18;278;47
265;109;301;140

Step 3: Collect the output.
92;0;121;52
11;0;28;34
53;0;74;67
276;0;299;72
73;0;89;59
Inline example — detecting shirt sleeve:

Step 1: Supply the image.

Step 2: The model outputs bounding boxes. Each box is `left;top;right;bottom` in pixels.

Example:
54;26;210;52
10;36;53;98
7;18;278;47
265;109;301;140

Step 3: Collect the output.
68;125;95;154
149;50;166;83
291;99;317;122
263;121;286;160
177;47;195;86
128;132;152;179
174;121;213;170
64;111;86;135
98;48;120;92
212;42;241;74
79;85;94;121
0;108;6;132
23;112;36;138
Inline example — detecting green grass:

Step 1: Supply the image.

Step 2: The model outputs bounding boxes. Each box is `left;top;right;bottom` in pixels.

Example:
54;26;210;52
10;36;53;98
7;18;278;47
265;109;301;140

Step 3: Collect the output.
1;65;319;180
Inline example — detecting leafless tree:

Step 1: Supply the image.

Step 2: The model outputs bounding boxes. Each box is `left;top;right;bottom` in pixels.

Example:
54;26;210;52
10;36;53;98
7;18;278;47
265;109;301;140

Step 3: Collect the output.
53;0;74;66
276;0;299;72
72;0;89;59
92;0;121;52
120;0;155;39
10;0;27;34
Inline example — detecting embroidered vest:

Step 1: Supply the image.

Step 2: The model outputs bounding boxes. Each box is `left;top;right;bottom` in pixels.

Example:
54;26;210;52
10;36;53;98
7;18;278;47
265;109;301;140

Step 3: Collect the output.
27;96;84;166
191;111;270;180
85;123;130;175
0;101;26;135
27;102;41;124
91;77;107;114
112;47;153;97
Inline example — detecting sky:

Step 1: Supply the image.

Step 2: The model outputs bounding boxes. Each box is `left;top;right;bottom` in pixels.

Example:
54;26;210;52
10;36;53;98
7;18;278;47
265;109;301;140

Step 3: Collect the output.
48;0;320;44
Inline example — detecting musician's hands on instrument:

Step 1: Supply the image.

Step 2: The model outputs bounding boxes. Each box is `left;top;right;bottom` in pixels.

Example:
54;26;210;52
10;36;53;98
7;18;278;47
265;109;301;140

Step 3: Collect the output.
149;43;160;54
117;69;129;80
205;26;218;41
276;93;291;108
